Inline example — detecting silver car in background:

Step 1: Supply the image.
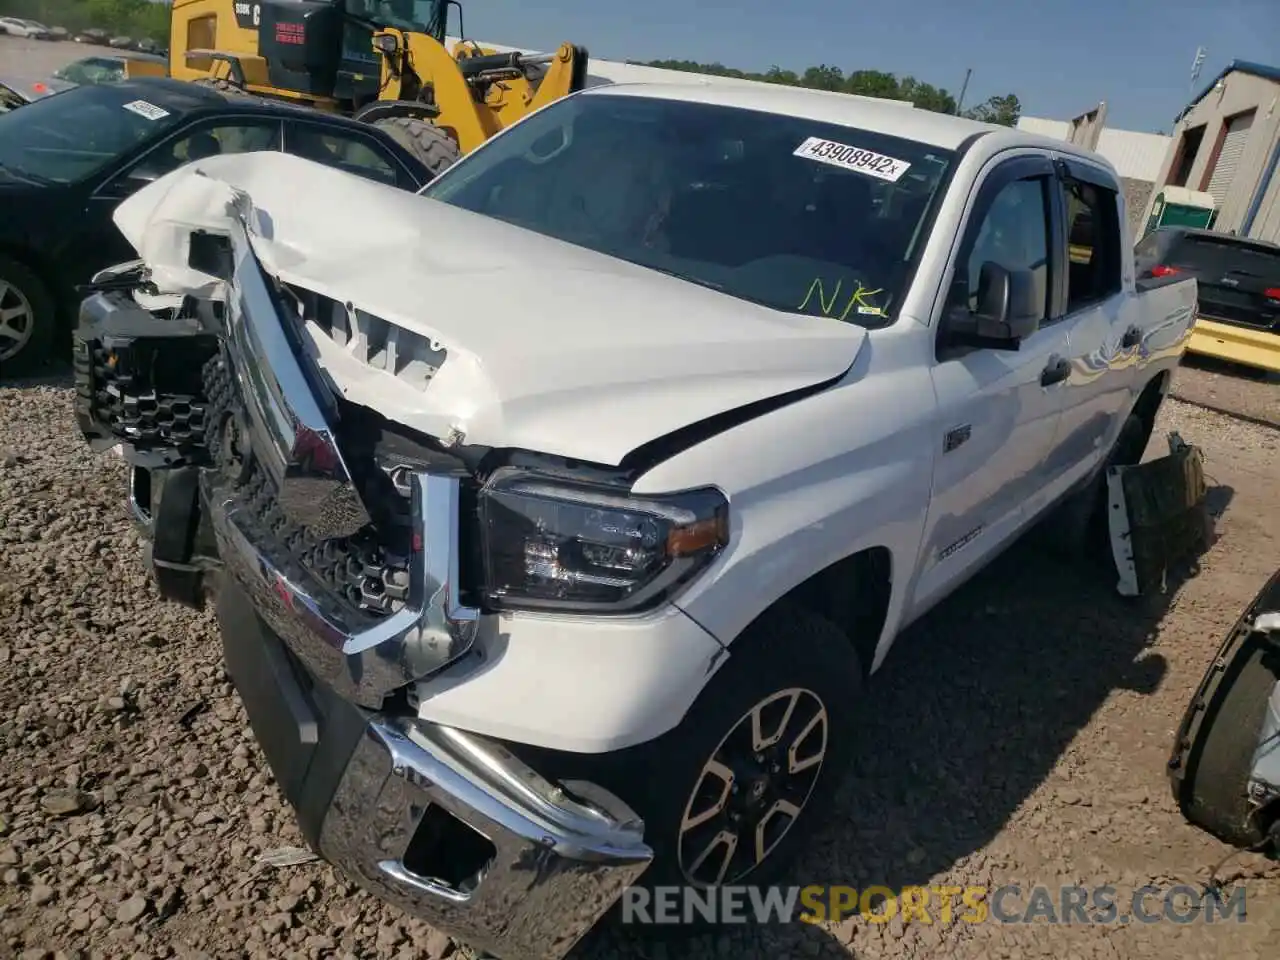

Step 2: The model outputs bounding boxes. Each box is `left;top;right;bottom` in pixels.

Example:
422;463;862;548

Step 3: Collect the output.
0;17;53;39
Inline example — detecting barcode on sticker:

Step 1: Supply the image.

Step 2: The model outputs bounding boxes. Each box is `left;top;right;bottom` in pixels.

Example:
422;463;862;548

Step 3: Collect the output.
122;99;170;121
793;137;910;182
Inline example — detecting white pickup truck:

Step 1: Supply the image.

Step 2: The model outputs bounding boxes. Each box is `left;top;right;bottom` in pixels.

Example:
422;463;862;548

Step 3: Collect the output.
73;81;1197;959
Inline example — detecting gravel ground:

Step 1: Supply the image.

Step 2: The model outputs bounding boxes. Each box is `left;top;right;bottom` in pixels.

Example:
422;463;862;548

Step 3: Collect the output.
1171;358;1279;430
1;379;1278;960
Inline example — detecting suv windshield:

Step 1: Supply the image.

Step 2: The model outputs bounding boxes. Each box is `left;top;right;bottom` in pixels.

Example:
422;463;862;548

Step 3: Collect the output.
0;82;189;184
422;92;954;324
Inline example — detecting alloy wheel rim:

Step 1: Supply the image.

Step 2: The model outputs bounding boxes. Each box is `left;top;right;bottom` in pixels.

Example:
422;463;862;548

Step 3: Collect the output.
677;687;829;886
0;280;35;362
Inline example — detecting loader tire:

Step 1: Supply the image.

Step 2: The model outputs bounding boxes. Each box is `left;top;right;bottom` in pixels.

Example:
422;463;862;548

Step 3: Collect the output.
370;117;461;180
192;77;256;98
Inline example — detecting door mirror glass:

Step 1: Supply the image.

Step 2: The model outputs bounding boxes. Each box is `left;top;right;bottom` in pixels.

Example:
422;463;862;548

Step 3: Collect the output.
945;261;1041;350
942;173;1052;354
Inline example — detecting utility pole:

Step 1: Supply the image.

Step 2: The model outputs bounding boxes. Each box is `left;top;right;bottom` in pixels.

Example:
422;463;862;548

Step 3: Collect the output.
955;67;972;115
1189;46;1206;97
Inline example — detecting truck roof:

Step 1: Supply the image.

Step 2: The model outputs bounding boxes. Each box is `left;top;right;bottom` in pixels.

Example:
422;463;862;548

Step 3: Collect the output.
582;81;1116;171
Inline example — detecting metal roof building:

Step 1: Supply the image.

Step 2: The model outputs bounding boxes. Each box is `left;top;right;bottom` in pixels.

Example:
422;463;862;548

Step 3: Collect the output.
1143;59;1280;242
1015;115;1171;182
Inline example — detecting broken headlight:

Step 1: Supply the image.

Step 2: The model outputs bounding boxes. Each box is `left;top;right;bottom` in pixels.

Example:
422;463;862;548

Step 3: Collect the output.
477;468;729;614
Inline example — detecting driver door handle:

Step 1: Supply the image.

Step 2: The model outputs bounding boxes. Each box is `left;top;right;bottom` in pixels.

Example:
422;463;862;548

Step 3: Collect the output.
1040;355;1071;388
1121;324;1141;349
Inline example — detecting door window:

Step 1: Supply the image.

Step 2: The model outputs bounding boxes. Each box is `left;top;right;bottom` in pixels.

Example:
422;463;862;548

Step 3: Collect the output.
141;119;281;179
947;176;1052;324
283;122;402;186
1063;180;1121;311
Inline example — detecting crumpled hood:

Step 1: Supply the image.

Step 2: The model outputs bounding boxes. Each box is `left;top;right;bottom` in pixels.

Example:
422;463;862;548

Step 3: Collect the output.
113;151;866;465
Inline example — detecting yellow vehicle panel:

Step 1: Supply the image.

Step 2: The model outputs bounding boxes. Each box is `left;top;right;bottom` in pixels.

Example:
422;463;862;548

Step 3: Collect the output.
1186;318;1280;374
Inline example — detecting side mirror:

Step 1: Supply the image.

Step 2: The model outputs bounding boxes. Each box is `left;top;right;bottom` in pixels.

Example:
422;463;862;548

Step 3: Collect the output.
943;261;1041;352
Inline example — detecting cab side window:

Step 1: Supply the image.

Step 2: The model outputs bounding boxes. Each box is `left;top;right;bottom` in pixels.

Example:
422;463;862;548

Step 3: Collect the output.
283;122;404;187
149;119;281;178
947;175;1052;325
1064;179;1122;311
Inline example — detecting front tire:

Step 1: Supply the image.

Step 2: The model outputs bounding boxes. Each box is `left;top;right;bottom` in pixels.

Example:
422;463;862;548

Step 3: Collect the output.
0;254;56;378
369;117;462;180
614;603;861;904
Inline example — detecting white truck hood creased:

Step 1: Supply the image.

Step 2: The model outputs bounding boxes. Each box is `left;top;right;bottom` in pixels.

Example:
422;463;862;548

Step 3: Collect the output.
113;152;867;466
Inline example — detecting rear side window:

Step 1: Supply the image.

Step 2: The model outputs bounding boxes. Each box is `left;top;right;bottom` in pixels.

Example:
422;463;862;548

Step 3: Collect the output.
1064;179;1121;312
1170;235;1280;279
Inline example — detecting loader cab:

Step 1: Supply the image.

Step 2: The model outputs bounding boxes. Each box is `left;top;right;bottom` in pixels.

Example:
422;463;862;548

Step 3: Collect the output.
249;0;449;105
333;0;449;101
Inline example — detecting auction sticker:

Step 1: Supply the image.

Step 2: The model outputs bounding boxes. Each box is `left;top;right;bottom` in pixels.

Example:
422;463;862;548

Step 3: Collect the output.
122;100;170;121
793;137;910;182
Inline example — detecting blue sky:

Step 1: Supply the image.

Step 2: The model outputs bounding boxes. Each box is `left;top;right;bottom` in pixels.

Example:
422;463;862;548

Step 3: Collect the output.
461;0;1280;133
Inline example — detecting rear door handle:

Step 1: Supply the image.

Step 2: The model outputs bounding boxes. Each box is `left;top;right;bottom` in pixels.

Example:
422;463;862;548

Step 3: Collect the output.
1040;355;1071;387
1121;325;1141;349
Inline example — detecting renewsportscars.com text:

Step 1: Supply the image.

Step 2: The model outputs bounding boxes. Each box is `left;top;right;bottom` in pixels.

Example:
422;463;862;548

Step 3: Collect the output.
621;883;1248;926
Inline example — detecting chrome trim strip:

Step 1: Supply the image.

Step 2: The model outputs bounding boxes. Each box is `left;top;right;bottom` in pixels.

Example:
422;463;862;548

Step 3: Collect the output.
206;471;480;708
320;717;653;960
224;213;370;540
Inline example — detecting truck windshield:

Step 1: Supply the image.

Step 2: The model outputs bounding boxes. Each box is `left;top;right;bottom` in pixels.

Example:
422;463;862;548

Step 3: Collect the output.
422;92;954;325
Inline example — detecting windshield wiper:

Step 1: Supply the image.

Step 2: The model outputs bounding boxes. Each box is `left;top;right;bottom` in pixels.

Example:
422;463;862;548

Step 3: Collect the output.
0;163;55;186
638;263;726;293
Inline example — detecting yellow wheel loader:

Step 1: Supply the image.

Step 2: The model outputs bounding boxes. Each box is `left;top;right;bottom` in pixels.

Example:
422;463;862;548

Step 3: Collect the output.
166;0;589;176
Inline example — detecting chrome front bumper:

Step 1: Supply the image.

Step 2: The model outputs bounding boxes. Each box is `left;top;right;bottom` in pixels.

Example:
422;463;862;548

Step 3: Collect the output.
199;210;654;958
322;718;653;960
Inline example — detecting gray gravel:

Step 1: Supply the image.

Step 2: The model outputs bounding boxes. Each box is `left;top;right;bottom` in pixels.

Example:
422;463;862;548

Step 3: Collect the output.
2;381;1279;960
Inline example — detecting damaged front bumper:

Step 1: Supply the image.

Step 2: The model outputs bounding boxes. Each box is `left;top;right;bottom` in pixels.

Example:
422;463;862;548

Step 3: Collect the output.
72;213;654;959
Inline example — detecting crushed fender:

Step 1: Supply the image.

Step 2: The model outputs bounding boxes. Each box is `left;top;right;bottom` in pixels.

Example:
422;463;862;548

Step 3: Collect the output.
1106;431;1209;597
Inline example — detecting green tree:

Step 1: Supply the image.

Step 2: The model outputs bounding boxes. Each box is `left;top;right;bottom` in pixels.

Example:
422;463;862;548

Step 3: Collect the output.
636;58;999;119
800;64;844;92
7;0;171;43
896;76;957;114
964;93;1022;127
843;69;900;99
762;66;800;86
